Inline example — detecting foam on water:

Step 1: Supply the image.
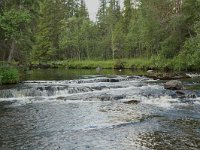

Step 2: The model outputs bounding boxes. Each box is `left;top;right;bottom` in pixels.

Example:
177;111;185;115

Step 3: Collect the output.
141;96;179;108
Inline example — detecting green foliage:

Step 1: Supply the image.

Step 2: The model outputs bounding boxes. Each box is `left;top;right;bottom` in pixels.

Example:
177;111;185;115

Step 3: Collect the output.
67;60;114;69
0;9;31;39
0;66;20;84
0;0;200;71
112;21;125;58
113;60;125;69
33;0;66;61
0;0;36;62
172;18;200;71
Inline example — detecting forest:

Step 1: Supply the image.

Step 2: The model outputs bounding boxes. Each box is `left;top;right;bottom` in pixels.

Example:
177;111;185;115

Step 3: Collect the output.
0;0;200;71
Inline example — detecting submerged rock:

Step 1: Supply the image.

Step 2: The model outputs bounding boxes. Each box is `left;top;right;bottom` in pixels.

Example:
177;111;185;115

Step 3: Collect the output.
97;94;125;101
164;80;183;90
171;91;197;99
122;99;140;104
175;91;186;98
56;96;66;100
109;78;120;82
99;78;120;83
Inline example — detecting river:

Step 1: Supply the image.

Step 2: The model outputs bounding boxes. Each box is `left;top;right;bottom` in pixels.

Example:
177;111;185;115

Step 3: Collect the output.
0;69;200;150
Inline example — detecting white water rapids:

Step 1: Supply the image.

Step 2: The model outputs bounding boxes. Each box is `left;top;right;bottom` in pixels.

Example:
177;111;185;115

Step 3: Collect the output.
0;74;200;150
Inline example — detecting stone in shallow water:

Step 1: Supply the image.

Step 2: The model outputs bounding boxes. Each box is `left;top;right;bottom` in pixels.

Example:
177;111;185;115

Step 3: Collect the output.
56;97;66;100
170;90;197;99
164;80;183;90
175;91;186;99
122;100;140;104
97;94;125;101
109;79;120;82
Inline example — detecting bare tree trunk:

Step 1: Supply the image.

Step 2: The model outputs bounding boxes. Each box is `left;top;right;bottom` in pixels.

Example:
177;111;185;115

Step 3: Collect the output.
112;46;115;60
111;31;115;60
8;39;16;62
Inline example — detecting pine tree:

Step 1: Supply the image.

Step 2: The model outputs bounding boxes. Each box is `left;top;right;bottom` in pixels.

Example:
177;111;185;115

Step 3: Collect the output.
97;0;107;23
123;0;132;33
33;0;66;60
65;0;79;18
78;0;89;18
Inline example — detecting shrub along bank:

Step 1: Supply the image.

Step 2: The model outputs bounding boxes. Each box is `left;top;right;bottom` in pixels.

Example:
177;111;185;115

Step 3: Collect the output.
0;65;20;84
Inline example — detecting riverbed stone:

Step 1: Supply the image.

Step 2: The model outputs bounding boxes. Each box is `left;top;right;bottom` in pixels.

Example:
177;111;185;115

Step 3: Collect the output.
164;80;183;90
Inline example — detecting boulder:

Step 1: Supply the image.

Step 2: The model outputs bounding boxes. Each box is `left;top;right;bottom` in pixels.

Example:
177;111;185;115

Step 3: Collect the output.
164;80;183;90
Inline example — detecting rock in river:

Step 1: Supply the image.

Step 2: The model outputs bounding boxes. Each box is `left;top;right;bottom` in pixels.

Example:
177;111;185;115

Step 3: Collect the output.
175;91;197;99
121;99;140;104
164;80;183;90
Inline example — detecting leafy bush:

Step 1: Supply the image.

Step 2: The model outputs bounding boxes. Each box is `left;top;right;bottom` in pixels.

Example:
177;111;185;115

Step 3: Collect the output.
174;34;200;71
0;66;20;84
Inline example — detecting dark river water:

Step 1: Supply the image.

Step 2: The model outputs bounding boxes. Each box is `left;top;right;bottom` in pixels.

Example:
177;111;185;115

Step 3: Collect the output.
0;69;200;150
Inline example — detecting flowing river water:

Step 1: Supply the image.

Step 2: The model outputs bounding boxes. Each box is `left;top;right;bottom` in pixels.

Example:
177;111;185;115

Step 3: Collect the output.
0;69;200;150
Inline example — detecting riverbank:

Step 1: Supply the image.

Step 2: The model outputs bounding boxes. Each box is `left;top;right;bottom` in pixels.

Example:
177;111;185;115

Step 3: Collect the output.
29;58;200;71
1;57;199;85
29;59;152;70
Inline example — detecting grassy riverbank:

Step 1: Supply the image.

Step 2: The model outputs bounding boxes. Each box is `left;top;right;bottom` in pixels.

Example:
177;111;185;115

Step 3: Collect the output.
0;56;198;85
30;59;152;70
0;57;198;85
30;57;200;71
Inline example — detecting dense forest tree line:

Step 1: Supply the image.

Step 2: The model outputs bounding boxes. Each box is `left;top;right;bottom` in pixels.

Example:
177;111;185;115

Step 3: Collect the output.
0;0;200;68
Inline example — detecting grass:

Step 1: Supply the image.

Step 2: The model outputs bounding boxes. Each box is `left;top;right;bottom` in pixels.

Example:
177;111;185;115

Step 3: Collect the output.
31;60;114;69
30;59;158;70
67;60;114;69
31;59;153;70
30;57;200;71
